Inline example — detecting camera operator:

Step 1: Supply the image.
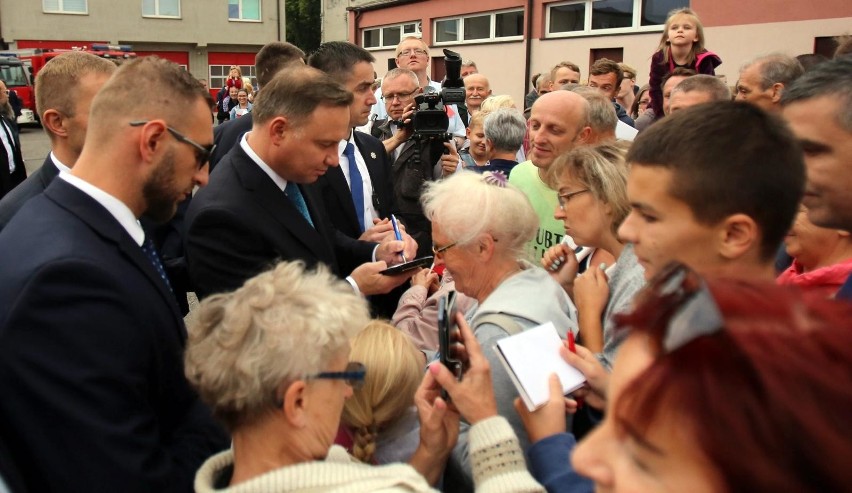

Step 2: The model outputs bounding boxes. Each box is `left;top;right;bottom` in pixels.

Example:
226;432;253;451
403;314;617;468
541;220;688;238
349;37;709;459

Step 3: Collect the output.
371;68;461;258
367;37;466;149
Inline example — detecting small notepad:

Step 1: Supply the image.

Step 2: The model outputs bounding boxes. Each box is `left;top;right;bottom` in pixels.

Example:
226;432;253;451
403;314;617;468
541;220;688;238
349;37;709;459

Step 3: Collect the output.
494;322;587;412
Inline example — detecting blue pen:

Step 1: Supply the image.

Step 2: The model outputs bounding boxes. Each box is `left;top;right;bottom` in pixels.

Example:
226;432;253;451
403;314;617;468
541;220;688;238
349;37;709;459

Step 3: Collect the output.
390;214;407;262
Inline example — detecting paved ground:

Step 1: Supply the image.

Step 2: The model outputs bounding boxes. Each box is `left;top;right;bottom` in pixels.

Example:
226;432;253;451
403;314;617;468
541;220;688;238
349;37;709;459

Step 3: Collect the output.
17;123;51;175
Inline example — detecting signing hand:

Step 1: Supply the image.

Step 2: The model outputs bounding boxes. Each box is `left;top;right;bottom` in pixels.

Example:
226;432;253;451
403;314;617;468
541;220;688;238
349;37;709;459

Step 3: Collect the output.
375;231;418;265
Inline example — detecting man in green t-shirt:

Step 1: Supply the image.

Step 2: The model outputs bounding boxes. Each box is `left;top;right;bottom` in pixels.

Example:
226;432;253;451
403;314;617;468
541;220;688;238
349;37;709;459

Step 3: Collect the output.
509;90;592;260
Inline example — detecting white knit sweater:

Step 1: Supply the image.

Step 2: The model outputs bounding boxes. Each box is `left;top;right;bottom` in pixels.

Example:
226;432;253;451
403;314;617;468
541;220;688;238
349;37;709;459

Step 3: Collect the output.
194;416;544;493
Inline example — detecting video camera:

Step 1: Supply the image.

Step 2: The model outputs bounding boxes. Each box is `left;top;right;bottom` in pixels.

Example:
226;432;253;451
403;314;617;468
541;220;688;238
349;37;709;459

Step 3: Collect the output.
409;48;465;144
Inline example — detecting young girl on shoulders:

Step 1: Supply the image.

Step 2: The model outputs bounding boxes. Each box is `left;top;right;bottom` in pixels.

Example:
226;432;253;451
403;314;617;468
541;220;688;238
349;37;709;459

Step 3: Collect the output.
648;8;721;120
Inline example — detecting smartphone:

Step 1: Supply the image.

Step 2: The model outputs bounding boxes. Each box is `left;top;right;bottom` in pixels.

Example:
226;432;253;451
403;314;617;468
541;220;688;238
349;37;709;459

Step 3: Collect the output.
438;292;462;399
379;256;433;275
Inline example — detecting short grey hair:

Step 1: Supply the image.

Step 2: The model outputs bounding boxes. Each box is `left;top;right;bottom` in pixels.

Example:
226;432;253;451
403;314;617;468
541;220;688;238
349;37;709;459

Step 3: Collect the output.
781;56;852;132
382;68;419;88
184;261;371;430
484;108;526;153
421;171;538;259
569;86;617;136
670;74;731;102
742;54;804;90
536;73;552;92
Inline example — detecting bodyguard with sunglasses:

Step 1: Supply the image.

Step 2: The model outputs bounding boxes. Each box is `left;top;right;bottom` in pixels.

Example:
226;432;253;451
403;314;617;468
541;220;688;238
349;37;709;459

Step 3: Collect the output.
0;57;228;493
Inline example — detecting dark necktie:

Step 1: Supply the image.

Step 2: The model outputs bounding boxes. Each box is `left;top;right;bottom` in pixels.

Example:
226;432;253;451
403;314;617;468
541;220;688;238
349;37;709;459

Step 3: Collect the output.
0;118;15;173
141;236;173;293
285;182;314;228
344;142;366;232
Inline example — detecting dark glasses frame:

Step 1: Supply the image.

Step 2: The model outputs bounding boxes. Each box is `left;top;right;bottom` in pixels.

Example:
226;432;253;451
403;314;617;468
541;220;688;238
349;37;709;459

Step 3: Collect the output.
129;120;215;169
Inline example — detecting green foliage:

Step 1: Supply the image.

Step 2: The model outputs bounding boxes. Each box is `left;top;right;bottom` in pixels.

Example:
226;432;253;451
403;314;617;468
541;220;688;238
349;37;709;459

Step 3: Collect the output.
285;0;321;53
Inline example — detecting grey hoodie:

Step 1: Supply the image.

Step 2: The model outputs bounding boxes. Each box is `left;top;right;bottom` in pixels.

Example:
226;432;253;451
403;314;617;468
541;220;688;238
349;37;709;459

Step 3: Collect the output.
451;261;578;482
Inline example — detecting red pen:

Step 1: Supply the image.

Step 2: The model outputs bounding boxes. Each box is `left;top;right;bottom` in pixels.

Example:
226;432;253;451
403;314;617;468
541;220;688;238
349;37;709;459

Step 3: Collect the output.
567;331;583;409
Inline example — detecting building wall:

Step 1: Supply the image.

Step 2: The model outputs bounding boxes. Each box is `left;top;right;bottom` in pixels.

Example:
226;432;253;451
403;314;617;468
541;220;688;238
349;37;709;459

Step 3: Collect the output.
351;0;852;105
0;0;285;85
0;0;285;46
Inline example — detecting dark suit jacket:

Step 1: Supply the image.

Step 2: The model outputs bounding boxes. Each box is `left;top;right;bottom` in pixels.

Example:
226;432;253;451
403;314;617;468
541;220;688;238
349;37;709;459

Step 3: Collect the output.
313;131;396;239
185;144;376;300
0;179;228;493
0;115;26;199
0;154;58;232
210;113;253;171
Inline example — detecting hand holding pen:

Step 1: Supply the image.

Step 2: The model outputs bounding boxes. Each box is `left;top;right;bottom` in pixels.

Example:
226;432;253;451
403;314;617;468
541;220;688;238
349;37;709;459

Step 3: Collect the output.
390;214;408;263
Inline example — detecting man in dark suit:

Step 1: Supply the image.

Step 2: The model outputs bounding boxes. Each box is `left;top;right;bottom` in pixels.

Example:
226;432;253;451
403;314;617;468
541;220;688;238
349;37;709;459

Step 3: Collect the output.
0;57;228;493
185;66;416;300
210;41;305;170
0;51;116;231
0;79;26;199
308;41;410;317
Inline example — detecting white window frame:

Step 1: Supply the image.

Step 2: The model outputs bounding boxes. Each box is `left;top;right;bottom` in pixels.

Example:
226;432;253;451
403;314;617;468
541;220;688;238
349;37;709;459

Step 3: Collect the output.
42;0;88;15
228;0;261;22
143;0;181;18
433;8;524;46
545;0;688;38
362;21;422;50
209;65;258;92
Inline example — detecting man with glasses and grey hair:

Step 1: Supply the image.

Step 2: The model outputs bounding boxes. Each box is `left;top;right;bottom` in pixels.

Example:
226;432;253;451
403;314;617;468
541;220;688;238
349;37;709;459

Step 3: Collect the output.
370;67;459;258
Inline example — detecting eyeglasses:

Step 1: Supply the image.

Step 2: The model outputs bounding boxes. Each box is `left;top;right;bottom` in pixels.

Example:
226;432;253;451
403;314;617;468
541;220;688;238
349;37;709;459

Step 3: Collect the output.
557;189;589;210
129;120;216;169
381;89;417;103
432;241;458;257
397;49;428;58
310;361;367;389
626;262;723;352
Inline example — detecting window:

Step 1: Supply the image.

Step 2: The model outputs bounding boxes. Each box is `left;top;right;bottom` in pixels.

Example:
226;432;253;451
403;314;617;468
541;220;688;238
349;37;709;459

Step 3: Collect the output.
547;0;688;37
143;0;180;17
433;9;524;45
228;0;260;21
43;0;87;14
362;22;421;49
209;65;258;91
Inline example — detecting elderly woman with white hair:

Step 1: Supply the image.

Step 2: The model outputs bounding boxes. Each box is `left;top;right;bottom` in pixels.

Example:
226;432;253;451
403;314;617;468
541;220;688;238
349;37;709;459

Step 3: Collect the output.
186;260;545;492
422;171;578;461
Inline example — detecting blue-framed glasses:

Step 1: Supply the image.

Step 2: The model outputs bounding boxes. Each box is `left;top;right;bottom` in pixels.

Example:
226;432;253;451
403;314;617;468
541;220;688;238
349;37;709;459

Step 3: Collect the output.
129;120;216;169
311;361;367;389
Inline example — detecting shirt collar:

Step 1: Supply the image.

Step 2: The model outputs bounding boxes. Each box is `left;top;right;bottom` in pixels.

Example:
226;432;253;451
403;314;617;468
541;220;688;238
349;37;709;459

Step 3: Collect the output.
240;132;288;192
58;171;145;246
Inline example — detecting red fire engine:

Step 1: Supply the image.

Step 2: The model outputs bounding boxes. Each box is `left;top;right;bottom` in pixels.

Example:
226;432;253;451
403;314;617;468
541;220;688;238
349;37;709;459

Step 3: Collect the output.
0;44;136;124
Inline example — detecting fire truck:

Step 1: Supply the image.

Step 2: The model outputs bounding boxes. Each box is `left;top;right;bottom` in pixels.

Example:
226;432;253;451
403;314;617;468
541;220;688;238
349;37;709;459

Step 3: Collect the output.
0;44;136;124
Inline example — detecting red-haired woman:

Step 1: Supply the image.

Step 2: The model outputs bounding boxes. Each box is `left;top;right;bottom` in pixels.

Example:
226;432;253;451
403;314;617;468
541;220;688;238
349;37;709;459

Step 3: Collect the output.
569;265;852;492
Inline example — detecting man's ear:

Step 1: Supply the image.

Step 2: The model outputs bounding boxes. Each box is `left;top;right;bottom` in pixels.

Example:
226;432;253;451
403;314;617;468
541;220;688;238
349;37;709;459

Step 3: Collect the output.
770;82;784;103
136;120;168;165
41;109;67;138
718;213;760;261
576;126;593;144
268;116;290;143
281;380;308;428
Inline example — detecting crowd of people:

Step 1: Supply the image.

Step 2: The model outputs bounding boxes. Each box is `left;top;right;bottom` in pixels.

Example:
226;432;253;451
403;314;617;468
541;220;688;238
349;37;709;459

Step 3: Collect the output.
0;6;851;493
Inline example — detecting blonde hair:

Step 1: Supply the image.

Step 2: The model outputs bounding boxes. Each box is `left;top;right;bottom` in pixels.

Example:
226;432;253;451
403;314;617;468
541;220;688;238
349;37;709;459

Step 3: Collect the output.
184;261;371;430
547;142;631;237
656;8;707;66
342;321;422;463
479;94;516;117
34;51;116;124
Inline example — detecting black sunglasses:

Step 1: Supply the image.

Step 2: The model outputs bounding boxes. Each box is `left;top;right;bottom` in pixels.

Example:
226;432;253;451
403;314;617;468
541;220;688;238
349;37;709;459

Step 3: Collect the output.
129;120;215;169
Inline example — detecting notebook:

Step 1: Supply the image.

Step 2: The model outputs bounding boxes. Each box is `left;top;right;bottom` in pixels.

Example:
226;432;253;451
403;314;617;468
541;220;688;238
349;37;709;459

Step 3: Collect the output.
494;321;587;412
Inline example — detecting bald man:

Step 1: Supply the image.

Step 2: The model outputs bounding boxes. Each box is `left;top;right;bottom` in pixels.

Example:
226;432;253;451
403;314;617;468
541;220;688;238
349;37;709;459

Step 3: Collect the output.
509;91;592;259
464;73;492;120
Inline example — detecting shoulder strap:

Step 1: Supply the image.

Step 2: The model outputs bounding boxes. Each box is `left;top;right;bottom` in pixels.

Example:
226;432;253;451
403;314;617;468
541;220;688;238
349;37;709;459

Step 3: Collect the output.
473;313;524;336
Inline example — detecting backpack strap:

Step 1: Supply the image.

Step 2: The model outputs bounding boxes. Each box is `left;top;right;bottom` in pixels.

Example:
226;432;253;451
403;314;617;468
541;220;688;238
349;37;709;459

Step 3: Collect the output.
472;313;525;336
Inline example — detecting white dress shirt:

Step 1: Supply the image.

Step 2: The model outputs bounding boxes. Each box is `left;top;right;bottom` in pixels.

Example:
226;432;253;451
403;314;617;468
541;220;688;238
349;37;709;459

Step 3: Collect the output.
58;172;144;246
338;132;378;228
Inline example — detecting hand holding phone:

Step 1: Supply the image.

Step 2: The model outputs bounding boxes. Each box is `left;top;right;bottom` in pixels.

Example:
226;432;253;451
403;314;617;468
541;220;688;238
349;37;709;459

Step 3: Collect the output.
438;292;463;399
